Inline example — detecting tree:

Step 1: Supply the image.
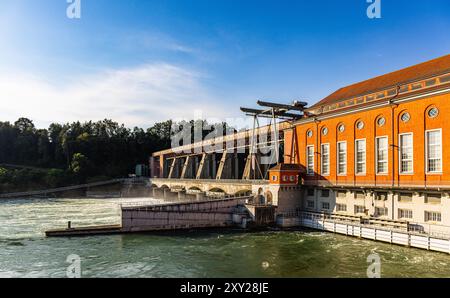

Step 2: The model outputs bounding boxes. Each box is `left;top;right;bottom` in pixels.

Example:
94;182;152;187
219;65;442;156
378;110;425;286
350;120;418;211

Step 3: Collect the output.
70;153;90;178
37;129;51;166
0;167;8;183
14;118;35;134
0;122;16;163
45;169;67;188
0;117;235;192
148;120;173;149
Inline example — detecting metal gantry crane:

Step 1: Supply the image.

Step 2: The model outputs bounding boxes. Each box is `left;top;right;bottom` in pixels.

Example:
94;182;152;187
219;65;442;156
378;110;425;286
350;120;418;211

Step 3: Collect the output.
240;100;307;180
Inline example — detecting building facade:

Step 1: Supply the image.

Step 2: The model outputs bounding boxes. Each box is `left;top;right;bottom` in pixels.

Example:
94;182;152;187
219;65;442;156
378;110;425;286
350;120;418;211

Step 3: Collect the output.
284;54;450;227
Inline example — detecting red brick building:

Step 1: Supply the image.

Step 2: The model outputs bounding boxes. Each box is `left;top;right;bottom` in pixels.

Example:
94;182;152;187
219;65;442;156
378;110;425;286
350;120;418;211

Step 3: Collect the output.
283;54;450;225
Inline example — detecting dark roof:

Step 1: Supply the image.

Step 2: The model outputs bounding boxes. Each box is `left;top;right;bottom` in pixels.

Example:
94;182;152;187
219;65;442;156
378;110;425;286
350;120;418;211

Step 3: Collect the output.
310;54;450;109
270;164;302;172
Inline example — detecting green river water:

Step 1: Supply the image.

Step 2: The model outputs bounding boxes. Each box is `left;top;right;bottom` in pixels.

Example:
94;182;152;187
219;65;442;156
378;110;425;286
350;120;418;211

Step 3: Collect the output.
1;197;450;278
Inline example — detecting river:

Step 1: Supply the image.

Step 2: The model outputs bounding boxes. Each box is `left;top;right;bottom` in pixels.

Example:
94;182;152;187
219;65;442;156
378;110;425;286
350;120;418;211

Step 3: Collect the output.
1;197;450;278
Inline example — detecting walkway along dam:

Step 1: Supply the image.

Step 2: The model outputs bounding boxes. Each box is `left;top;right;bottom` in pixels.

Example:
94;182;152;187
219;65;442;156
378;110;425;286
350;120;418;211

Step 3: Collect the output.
47;55;450;254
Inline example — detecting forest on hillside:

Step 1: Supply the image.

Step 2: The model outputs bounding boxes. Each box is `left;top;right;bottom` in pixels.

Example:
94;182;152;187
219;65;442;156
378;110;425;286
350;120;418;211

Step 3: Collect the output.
0;118;235;193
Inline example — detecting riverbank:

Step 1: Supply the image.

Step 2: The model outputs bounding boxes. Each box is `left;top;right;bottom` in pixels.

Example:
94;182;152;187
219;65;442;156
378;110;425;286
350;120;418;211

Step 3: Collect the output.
0;166;121;195
0;177;151;200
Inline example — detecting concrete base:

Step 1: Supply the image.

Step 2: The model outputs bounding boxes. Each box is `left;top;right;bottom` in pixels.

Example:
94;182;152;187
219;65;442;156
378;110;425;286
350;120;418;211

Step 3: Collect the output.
277;217;301;228
246;205;276;226
153;188;165;199
121;197;249;232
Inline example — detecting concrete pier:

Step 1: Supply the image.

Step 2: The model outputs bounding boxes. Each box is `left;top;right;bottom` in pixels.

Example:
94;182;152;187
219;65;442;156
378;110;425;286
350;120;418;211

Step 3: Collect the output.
45;196;260;237
45;225;122;237
152;187;164;199
196;192;206;201
178;190;186;200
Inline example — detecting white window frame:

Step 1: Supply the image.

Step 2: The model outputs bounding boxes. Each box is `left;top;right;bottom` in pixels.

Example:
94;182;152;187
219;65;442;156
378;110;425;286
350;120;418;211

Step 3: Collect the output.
337;141;347;176
355;139;366;175
398;209;413;220
354;205;365;215
321;143;330;176
399;133;414;175
425;211;442;222
306;145;315;176
425;129;443;174
376;136;389;175
336;204;347;212
374;207;388;218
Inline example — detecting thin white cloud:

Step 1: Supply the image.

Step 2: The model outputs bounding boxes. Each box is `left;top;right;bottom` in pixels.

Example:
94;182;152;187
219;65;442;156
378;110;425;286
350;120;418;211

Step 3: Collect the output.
0;63;233;128
121;31;197;55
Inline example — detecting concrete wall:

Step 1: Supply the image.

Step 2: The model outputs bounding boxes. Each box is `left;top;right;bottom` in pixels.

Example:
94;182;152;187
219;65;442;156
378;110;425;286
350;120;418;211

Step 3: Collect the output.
121;198;247;232
122;211;234;232
251;184;303;214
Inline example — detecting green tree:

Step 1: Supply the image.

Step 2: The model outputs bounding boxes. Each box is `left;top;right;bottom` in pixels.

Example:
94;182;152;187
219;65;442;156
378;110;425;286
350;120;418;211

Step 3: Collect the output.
14;118;35;134
0;167;8;183
70;153;90;178
0;117;235;193
45;169;67;188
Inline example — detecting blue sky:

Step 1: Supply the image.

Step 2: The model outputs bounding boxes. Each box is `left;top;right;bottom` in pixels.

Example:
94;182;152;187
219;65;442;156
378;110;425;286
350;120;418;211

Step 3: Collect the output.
1;0;450;128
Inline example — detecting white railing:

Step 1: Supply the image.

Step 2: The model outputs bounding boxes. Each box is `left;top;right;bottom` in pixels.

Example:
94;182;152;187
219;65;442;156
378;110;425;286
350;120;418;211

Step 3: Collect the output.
279;210;450;240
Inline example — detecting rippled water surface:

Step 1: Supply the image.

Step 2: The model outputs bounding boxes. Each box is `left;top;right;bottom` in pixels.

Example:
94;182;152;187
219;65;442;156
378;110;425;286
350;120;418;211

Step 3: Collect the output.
1;197;450;278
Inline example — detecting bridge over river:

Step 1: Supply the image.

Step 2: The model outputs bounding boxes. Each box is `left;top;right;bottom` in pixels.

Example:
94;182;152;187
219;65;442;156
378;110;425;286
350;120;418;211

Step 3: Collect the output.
151;178;268;197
